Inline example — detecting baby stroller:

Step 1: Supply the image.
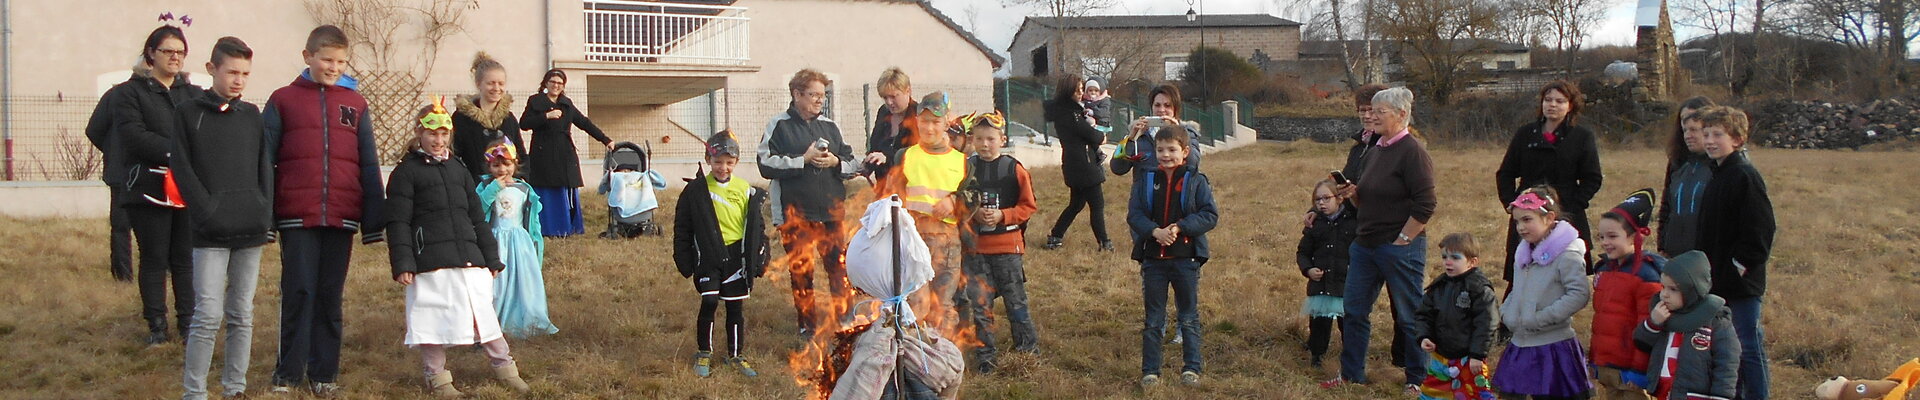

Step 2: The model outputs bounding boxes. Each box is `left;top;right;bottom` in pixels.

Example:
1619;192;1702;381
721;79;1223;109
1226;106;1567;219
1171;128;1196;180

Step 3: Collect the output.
597;141;667;238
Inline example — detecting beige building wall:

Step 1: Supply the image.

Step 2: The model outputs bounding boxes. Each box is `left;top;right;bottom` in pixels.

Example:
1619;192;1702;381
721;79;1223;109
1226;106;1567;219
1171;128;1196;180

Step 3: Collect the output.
3;0;999;187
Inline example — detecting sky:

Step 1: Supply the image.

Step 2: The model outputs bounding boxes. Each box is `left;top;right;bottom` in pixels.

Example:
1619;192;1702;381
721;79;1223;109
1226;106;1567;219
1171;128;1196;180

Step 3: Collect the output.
929;0;1664;63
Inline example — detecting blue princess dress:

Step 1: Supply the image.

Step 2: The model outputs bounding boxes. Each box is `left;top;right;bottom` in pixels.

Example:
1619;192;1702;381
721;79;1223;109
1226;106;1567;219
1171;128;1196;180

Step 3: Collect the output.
481;178;560;338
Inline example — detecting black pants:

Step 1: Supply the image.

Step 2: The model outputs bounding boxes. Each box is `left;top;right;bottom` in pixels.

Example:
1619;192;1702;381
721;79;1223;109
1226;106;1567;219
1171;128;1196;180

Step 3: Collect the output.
273;228;355;386
1308;316;1338;360
696;297;746;357
109;190;134;280
128;203;193;329
1048;184;1108;242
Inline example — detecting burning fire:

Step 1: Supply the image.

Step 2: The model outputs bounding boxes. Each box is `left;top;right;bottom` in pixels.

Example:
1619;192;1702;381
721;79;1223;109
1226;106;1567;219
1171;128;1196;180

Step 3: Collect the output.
781;163;980;399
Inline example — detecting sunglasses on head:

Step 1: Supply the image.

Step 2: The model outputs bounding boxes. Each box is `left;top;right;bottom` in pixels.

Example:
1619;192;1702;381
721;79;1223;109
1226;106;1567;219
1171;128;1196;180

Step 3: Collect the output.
963;111;1006;131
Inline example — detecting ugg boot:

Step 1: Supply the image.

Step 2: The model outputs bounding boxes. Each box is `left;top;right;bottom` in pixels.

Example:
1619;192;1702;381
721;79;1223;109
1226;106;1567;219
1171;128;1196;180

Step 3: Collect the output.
493;361;530;392
426;370;461;397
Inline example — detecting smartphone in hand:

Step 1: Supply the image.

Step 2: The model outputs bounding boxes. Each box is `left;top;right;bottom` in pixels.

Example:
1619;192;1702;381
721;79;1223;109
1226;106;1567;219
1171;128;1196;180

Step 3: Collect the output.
1330;170;1351;185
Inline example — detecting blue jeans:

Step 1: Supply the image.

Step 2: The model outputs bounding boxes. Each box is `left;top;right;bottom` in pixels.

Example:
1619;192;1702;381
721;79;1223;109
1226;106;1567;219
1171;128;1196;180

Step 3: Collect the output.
1728;296;1769;400
1140;258;1202;376
1340;237;1428;385
182;246;263;400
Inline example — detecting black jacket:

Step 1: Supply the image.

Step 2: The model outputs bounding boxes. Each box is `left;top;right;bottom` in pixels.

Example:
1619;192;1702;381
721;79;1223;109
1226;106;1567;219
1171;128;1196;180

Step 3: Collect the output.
103;70;199;206
1697;151;1774;299
171;89;273;248
1296;204;1356;297
519;93;611;188
1342;129;1377;184
453;96;525;181
1046;98;1106;188
866;101;916;181
385;150;501;278
757;106;856;224
673;171;771;280
1496;120;1604;210
1411;268;1497;360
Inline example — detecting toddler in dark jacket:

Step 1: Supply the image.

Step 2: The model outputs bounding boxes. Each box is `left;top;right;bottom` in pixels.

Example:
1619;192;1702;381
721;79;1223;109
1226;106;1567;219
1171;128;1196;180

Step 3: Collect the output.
1634;251;1739;400
1411;233;1497;400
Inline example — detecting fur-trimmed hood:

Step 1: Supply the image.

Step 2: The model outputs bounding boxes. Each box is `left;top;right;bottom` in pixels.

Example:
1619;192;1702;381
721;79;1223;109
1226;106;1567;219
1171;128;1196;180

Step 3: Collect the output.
456;94;516;130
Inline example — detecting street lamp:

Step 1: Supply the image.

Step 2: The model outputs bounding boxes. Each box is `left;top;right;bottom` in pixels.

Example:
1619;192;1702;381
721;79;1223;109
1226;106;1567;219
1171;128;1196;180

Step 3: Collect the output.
1185;7;1196;22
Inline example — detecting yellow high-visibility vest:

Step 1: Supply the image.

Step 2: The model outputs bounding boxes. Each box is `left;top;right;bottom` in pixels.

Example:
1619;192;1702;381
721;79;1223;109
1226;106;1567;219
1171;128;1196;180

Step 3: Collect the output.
901;144;966;225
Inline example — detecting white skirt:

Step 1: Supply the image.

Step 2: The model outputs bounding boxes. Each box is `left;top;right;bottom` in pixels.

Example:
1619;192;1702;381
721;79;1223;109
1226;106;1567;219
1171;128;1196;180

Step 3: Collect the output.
404;267;505;347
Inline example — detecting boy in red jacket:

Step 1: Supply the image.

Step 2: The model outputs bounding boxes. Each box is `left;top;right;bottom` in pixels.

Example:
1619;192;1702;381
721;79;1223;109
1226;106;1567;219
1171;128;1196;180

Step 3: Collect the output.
263;25;387;396
1590;189;1667;400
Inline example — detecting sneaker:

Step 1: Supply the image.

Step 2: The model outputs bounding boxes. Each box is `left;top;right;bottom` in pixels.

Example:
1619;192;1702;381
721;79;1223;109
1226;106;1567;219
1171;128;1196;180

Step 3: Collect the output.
1171;332;1183;345
309;382;340;398
1310;355;1323;368
221;387;247;398
1140;374;1161;387
1403;384;1421;396
1042;236;1064;250
727;357;759;377
268;385;292;395
1318;377;1346;389
1099;240;1116;252
1180;371;1200;385
693;352;713;377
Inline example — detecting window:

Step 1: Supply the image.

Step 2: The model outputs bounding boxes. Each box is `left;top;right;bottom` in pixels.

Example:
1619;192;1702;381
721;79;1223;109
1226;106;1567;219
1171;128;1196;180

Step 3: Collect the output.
1164;55;1189;81
1031;45;1050;76
1498;61;1517;70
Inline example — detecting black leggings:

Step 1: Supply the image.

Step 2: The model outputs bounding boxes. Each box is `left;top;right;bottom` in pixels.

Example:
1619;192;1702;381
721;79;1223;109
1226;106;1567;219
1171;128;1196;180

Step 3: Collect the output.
697;297;745;357
1308;316;1338;359
1048;184;1108;242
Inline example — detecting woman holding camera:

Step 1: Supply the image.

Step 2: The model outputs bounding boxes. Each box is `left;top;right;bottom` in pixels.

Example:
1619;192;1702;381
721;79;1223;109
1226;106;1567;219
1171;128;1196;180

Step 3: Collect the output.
1111;84;1202;177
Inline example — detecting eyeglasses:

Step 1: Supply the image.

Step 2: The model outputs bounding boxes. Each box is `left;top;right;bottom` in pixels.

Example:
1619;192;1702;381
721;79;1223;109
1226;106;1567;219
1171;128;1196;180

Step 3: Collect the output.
797;91;827;100
1314;195;1337;202
1441;252;1469;261
155;48;188;58
545;79;565;86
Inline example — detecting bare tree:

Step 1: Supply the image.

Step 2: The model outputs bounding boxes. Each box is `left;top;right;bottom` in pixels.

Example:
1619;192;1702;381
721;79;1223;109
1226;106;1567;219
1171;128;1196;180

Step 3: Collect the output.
1528;0;1619;71
1676;0;1743;90
1005;0;1118;78
1373;0;1502;104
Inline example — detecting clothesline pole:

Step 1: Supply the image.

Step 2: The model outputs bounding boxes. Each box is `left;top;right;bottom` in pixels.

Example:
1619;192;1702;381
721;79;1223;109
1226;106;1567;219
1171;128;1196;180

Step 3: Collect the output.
889;196;905;400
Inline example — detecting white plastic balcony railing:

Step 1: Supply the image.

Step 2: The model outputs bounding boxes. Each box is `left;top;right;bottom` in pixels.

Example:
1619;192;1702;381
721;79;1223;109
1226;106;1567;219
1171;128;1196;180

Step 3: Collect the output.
583;0;750;64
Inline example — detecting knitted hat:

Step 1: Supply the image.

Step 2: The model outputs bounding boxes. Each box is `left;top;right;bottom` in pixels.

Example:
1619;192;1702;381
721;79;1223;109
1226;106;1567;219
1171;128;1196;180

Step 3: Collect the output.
1607;188;1657;235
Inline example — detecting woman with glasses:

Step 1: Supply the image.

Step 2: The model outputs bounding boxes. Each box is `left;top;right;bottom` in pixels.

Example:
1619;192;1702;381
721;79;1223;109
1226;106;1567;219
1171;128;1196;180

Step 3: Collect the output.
519;68;613;237
101;24;202;345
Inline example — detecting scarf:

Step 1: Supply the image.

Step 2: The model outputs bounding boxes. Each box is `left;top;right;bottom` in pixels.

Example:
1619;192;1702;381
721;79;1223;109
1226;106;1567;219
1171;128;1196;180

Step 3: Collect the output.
1513;220;1580;271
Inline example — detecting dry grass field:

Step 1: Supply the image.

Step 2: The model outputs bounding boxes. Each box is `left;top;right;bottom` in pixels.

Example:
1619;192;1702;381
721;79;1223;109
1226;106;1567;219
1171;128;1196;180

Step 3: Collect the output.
3;141;1917;399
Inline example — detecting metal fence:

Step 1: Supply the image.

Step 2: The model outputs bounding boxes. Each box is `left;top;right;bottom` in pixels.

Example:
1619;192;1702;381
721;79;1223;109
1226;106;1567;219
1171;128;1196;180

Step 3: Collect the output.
1;83;998;181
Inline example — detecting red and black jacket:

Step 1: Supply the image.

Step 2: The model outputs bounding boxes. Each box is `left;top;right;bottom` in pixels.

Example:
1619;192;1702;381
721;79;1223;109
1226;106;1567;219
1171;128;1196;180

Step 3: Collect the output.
264;73;386;243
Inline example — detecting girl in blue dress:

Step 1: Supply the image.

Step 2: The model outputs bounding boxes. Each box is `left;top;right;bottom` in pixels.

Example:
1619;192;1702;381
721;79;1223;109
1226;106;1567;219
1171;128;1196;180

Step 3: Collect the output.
479;142;559;338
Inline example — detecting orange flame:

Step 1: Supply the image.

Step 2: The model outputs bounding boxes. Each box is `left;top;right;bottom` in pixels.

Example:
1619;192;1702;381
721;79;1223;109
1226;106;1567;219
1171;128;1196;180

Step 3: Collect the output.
781;165;982;399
